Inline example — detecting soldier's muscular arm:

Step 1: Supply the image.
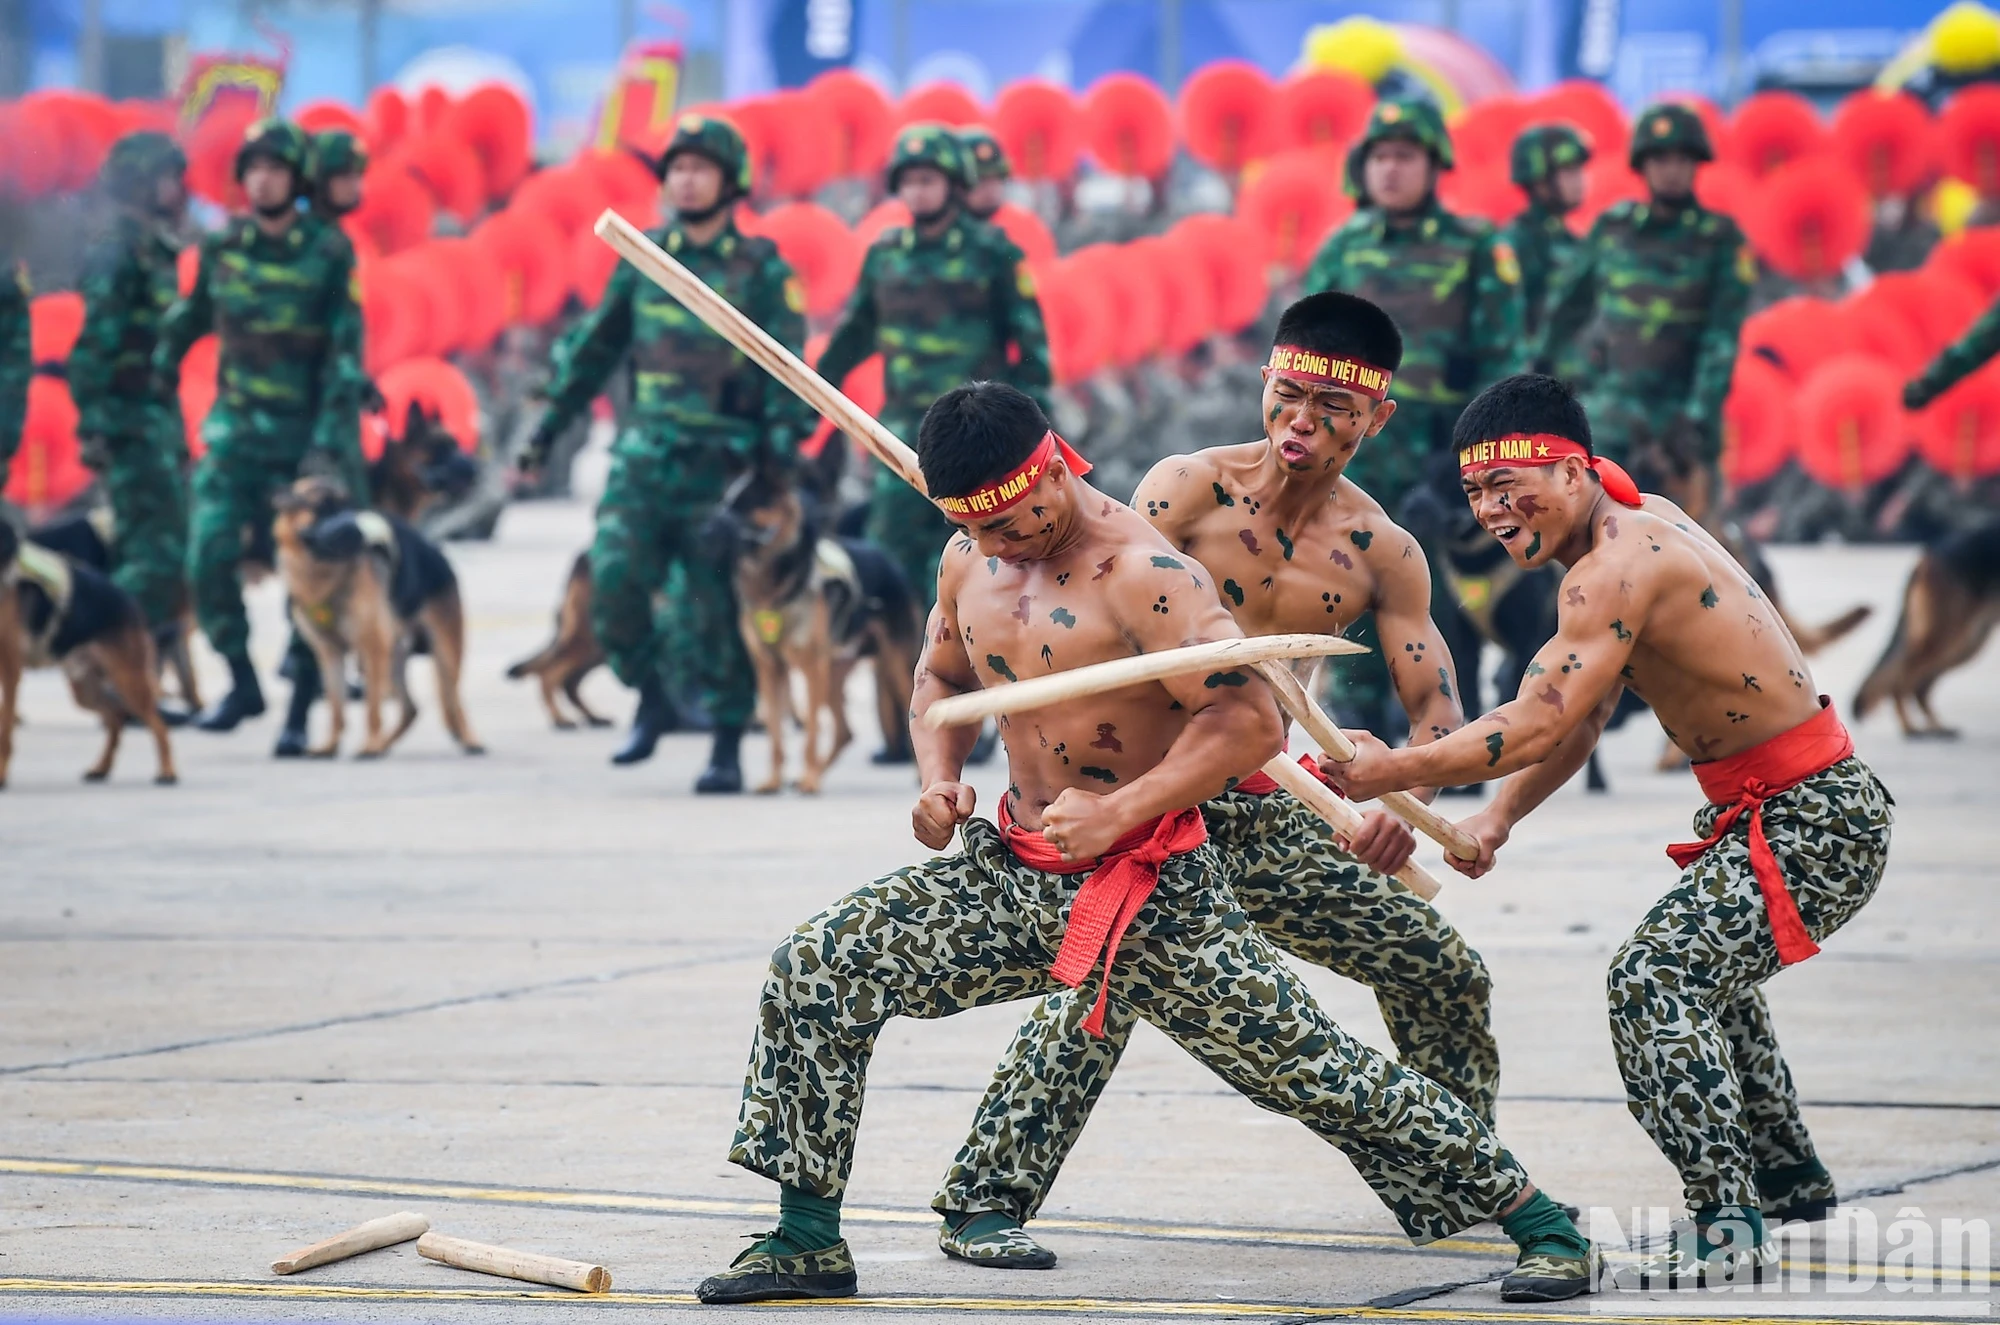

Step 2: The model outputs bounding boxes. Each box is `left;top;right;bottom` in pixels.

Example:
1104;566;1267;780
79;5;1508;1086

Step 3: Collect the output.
1043;554;1281;860
1371;530;1463;796
1449;685;1621;878
910;545;984;849
1330;548;1649;798
1129;456;1206;549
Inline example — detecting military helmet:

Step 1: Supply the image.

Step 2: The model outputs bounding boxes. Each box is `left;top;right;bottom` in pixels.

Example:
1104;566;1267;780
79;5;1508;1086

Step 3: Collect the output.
101;131;187;205
1629;102;1714;168
1509;123;1592;188
234;117;310;184
888;122;970;192
309;129;368;184
1357;98;1454;170
957;125;1011;183
660;112;753;195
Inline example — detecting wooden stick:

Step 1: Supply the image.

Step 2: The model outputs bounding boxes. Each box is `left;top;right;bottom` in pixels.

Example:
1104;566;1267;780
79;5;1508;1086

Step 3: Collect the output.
416;1232;610;1293
1260;755;1442;900
593;211;926;492
1252;661;1481;862
271;1211;428;1274
924;633;1366;729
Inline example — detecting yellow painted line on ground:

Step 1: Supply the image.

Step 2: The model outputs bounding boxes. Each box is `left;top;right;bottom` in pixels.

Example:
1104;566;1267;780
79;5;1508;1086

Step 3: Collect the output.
0;1278;1981;1323
0;1156;1509;1256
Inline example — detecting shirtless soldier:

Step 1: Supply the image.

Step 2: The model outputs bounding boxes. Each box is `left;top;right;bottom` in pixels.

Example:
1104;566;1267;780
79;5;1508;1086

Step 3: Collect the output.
1326;374;1893;1287
695;382;1598;1306
931;293;1504;1269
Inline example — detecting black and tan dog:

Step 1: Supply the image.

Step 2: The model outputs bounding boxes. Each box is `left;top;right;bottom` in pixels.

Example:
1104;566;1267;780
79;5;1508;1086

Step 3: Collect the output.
0;520;177;787
1856;518;2000;738
272;476;483;759
504;551;610;730
29;507;203;718
709;463;920;794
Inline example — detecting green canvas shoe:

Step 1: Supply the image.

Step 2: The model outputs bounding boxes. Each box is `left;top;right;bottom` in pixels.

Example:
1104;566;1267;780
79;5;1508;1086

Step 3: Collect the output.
1501;1244;1603;1302
695;1234;858;1304
937;1212;1058;1270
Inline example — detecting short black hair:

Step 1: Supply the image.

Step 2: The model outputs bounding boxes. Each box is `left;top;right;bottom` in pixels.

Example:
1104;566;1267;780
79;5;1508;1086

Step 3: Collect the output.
917;381;1052;499
1273;291;1404;374
1452;373;1593;455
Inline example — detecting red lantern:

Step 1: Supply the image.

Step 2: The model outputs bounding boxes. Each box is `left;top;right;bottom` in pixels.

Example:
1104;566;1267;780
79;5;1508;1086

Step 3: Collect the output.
993;80;1082;182
1939;84;2000;196
1176;60;1277;175
1740;156;1870;282
988;202;1057;265
3;377;88;511
1070;243;1163;366
378;356;481;456
1832;89;1934;200
1721;353;1795;488
509;161;616;238
1169;213;1268;335
1795;354;1911;490
1725;91;1829;180
1033;254;1111;384
757;201;864;319
297;100;366;138
897;82;984;128
447;84;533;203
365;86;409;158
1859;271;1985;356
1082;73;1175;180
471;207;572;327
1925;225;2000;301
764;90;838;199
348;160;436;255
1915;362;2000;480
29;292;83;365
1529;81;1630;168
806;69;895;179
395;133;486;225
1236;148;1352;273
1270;70;1374;155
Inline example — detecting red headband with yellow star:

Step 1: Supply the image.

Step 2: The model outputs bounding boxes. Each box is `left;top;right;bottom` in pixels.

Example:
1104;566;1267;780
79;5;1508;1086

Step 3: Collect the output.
1458;434;1643;507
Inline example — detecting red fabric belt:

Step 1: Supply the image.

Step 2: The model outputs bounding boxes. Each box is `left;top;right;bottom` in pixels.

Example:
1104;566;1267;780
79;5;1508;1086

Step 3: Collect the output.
999;799;1208;1038
1233;751;1334;797
1664;698;1854;967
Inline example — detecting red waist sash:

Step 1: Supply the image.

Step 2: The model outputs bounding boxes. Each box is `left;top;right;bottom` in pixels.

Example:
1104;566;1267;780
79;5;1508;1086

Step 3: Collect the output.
999;799;1208;1037
1232;751;1333;797
1665;698;1854;967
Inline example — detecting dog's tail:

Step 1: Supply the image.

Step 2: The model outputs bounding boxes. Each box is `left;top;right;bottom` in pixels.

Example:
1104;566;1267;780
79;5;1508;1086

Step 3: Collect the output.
1784;603;1873;655
507;552;591;679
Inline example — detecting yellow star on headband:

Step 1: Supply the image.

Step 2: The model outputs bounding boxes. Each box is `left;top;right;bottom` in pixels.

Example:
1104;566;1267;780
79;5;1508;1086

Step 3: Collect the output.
1535;442;1551;456
1027;463;1041;480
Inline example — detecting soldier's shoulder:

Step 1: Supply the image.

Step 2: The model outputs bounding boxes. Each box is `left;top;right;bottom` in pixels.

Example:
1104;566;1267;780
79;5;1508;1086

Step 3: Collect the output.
967;217;1025;259
1441;208;1495;240
1695;207;1745;243
737;230;786;266
1593;202;1641;231
302;216;356;261
867;226;910;253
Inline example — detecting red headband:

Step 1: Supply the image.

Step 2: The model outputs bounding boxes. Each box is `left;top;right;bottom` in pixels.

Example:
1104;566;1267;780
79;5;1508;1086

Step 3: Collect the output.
1457;433;1643;508
1267;344;1393;400
934;431;1093;518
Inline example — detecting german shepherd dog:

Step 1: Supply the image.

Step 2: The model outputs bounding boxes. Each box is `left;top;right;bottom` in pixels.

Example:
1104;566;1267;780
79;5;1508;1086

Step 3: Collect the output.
28;507;203;718
708;463;921;794
0;520;177;786
1855;518;2000;738
372;404;482;526
504;550;610;730
272;476;484;758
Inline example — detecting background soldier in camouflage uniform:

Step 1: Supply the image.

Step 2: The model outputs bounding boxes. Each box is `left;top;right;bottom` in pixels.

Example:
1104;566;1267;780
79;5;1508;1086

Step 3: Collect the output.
155;118;366;732
308;130;368;223
1538;104;1753;518
67;132;192;660
0;258;29;507
816;124;1051;608
520;114;814;791
1302;100;1523;739
957;125;1011;222
1504;124;1591;339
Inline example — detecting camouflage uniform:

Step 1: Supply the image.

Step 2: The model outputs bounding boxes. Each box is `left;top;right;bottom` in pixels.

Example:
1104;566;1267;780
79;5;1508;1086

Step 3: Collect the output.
0;262;28;496
816;126;1052;607
155;120;365;666
1302;101;1522;734
1611;755;1891;1216
1538;105;1753;480
934;784;1498;1225
731;816;1534;1242
1503;125;1591;340
1904;294;2000;408
67;133;190;628
532;121;812;728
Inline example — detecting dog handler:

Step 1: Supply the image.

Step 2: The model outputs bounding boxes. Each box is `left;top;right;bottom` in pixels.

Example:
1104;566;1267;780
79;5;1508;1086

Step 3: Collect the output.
931;293;1509;1270
695;381;1598;1307
519;113;815;790
1324;374;1894;1288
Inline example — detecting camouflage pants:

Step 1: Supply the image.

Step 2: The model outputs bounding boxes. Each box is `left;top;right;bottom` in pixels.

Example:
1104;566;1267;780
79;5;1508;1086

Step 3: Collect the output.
934;787;1499;1223
729;816;1530;1243
188;407;311;660
865;465;951;613
1609;756;1892;1212
588;432;754;726
99;424;187;628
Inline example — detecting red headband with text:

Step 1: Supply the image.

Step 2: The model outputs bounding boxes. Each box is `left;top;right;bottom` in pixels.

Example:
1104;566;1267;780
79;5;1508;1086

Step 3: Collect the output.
935;430;1093;518
1266;344;1393;400
1457;433;1644;508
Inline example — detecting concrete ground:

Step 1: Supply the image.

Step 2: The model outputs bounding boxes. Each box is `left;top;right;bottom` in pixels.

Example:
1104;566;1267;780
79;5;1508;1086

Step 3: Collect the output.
1;497;1994;1323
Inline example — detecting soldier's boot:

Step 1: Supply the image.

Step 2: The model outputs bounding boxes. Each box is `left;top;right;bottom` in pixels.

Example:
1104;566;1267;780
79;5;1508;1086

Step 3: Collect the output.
1758;1159;1838;1225
194;653;266;733
1498;1190;1601;1303
1614;1208;1777;1290
610;676;677;766
272;667;321;758
936;1211;1057;1270
694;725;744;795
